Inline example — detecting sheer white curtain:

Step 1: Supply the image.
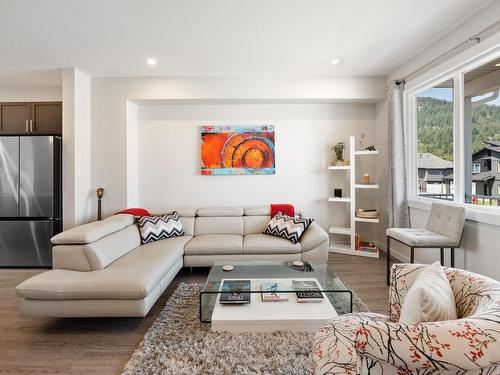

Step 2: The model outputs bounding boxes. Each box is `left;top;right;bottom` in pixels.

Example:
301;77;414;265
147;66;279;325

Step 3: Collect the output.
388;81;410;228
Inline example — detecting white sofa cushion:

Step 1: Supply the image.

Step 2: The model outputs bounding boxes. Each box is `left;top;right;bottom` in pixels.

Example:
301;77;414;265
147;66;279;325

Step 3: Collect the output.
17;236;191;300
194;216;243;235
185;234;243;255
243;234;301;254
399;262;457;323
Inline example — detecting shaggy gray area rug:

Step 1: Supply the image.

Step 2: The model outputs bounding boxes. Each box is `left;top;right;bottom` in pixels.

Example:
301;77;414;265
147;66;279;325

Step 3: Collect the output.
122;283;369;375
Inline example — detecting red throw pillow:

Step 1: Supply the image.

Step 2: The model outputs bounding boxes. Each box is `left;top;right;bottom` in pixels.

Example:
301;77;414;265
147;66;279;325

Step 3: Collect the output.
271;204;295;217
114;208;151;216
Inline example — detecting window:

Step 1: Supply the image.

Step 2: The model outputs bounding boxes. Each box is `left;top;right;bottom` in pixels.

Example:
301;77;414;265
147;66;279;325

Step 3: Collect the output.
464;58;500;206
407;51;500;210
415;79;454;201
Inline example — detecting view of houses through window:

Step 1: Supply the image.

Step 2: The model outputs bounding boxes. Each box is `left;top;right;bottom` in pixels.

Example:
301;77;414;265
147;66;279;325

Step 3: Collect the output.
464;58;500;206
416;79;454;201
414;56;500;207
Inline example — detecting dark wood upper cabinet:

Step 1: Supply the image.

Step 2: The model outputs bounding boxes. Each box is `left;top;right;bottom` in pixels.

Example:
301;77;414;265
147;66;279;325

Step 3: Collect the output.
0;103;30;133
0;101;62;135
30;102;62;134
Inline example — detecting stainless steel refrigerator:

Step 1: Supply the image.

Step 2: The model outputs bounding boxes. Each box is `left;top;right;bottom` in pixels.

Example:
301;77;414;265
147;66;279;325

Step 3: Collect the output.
0;136;62;267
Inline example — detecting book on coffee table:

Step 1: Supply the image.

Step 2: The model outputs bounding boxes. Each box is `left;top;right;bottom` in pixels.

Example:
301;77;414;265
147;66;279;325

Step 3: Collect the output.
260;282;289;302
292;280;324;303
219;280;251;304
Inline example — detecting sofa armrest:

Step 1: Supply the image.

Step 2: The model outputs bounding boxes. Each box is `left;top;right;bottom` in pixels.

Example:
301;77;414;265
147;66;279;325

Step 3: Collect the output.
356;315;500;371
51;214;134;245
300;222;328;252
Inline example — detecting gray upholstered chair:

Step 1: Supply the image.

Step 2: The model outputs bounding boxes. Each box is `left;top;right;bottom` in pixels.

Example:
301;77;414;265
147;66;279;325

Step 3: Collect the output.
385;202;465;285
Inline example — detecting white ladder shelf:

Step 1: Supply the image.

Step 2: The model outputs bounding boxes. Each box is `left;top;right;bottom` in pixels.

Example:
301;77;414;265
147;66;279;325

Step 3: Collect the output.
327;135;379;258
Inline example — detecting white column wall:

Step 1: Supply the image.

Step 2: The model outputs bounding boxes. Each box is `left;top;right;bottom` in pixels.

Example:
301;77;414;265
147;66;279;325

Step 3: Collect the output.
62;68;91;228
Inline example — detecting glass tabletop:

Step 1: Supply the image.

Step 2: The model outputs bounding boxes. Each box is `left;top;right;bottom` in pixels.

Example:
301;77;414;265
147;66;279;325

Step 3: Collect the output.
200;260;352;322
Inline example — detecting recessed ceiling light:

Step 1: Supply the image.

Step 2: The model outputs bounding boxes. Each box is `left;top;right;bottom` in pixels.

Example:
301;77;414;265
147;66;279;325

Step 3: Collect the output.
330;58;341;65
147;58;157;66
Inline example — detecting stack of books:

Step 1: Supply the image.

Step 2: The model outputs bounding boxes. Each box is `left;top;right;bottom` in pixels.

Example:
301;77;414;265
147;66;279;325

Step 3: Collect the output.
358;241;378;253
355;208;379;219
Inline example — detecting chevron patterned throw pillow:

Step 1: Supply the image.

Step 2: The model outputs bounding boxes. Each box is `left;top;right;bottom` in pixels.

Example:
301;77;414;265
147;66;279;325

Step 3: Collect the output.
136;212;185;244
263;212;313;244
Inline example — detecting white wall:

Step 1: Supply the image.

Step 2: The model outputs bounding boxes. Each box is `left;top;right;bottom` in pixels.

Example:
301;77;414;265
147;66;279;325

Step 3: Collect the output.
136;103;376;229
62;68;91;228
90;76;386;220
0;86;61;101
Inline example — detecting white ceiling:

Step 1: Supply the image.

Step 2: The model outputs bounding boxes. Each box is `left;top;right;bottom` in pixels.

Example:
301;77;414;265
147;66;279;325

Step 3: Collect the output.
0;0;495;85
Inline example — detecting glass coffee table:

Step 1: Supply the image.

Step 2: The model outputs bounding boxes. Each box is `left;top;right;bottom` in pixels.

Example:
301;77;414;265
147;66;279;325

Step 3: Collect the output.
200;260;352;332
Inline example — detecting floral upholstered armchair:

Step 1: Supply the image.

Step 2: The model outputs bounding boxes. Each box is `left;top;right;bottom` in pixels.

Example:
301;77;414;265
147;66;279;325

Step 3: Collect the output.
313;263;500;374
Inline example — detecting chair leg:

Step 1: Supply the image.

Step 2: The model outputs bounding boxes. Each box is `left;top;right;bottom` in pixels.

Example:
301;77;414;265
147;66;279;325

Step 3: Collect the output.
410;247;414;263
440;248;444;266
450;248;455;268
386;236;391;286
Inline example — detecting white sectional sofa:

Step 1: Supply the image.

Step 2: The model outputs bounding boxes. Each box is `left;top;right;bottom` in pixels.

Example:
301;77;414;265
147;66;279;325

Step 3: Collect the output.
16;206;328;318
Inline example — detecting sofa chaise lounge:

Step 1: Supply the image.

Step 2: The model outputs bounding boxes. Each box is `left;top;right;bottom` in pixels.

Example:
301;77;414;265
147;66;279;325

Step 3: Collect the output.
16;206;328;318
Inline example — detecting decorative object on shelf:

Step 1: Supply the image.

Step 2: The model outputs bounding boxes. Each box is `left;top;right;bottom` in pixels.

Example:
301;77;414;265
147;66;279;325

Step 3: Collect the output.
355;233;361;250
357;133;366;151
363;174;370;184
292;260;304;268
343;159;350;166
96;188;104;221
333;188;342;198
200;125;275;175
222;265;234;272
331;142;345;166
365;145;376;151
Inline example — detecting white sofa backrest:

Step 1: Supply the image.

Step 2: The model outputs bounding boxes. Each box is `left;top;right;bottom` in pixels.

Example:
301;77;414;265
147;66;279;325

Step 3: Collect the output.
50;205;304;272
51;216;141;272
194;207;245;236
195;217;244;235
243;216;271;234
51;214;134;245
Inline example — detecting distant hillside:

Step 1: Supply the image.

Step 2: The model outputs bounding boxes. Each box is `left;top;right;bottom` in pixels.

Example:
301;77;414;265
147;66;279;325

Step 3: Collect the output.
416;96;500;161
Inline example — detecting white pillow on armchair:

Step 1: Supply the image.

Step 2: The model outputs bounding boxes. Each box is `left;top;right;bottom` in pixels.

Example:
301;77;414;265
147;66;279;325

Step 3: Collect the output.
399;261;457;323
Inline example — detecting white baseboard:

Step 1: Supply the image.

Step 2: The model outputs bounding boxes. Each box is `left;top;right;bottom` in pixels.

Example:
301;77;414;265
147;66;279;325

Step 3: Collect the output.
374;240;410;263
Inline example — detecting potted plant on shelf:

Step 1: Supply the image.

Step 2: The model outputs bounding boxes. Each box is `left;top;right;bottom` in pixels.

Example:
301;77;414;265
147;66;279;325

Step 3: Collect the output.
331;142;347;166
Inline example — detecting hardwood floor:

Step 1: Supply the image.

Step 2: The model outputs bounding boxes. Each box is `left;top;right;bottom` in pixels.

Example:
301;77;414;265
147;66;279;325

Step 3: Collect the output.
0;253;392;374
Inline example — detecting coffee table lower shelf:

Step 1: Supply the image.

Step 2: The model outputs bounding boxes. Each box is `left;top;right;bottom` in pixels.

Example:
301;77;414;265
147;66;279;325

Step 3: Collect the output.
203;278;342;333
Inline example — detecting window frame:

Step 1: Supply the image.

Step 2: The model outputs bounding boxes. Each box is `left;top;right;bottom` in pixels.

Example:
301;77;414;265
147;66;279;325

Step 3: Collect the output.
404;42;500;214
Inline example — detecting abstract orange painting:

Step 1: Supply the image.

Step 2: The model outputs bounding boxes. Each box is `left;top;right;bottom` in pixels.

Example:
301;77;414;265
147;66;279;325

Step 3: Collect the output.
200;125;275;175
